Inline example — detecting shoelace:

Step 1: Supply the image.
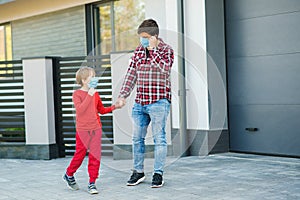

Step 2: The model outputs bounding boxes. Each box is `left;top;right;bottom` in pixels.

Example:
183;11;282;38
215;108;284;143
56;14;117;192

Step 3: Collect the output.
152;174;161;182
89;184;96;189
130;172;139;180
67;176;76;185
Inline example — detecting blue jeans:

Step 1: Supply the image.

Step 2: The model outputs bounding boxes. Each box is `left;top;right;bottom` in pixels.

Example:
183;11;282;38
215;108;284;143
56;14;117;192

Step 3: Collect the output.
132;99;170;175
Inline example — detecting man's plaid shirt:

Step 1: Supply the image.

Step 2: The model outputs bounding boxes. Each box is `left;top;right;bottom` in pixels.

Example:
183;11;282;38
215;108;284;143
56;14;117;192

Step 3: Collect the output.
119;38;174;105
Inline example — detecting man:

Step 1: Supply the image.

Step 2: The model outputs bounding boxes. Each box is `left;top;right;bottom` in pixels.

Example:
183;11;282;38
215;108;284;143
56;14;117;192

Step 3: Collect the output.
117;19;174;188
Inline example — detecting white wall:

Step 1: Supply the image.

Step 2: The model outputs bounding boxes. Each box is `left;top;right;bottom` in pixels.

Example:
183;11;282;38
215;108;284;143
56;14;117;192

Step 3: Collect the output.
184;0;209;130
23;58;56;145
145;0;210;130
145;0;181;129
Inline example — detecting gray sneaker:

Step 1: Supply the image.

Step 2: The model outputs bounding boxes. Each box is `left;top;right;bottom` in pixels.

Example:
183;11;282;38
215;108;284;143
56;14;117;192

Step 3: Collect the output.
88;183;99;194
63;173;79;190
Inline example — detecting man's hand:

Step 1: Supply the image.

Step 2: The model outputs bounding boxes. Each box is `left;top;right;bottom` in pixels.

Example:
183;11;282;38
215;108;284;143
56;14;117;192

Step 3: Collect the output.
149;36;158;49
115;97;126;109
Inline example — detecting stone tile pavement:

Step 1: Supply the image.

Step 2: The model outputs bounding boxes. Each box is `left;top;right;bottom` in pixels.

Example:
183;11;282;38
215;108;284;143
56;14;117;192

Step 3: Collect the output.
0;153;299;200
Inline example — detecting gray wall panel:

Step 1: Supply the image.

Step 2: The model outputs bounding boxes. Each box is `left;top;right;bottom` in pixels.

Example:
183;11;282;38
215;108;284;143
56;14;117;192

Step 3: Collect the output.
225;0;300;20
228;53;300;105
229;105;300;156
226;11;300;57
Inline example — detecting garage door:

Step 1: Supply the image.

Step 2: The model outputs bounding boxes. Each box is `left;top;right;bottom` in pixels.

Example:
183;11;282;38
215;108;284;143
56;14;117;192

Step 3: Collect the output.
225;0;300;156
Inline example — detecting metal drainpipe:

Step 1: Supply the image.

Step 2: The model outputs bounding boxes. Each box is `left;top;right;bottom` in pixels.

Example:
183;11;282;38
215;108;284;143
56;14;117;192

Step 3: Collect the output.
177;0;188;157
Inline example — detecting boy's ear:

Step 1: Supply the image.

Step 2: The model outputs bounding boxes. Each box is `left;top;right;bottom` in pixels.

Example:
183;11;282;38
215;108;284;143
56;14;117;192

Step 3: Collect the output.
81;78;87;84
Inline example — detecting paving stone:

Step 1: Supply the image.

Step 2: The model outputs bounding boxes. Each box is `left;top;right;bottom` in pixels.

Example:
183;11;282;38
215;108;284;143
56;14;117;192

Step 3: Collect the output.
0;153;299;199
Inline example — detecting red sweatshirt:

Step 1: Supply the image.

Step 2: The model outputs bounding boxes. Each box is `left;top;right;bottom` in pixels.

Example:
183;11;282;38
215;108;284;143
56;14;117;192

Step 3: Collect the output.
72;90;115;131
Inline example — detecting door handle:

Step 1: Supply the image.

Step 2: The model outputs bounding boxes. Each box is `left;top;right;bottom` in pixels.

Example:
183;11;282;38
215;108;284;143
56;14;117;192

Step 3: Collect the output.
245;128;259;132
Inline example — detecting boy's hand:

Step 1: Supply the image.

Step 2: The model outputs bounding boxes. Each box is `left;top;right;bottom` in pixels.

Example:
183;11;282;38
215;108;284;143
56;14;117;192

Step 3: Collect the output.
88;88;96;96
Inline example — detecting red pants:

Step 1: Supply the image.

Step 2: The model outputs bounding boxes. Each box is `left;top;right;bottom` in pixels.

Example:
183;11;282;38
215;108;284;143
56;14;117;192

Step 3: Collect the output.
66;129;102;183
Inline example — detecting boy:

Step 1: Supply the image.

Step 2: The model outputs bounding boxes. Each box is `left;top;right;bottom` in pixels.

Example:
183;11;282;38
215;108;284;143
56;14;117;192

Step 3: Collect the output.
63;67;121;194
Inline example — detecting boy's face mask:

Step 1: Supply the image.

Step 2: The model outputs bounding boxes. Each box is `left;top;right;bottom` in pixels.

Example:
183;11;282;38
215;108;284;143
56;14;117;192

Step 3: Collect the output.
88;77;99;88
140;37;149;48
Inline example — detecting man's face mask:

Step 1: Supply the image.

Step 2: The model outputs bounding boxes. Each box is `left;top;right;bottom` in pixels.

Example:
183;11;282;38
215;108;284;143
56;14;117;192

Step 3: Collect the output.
88;77;99;88
140;37;149;48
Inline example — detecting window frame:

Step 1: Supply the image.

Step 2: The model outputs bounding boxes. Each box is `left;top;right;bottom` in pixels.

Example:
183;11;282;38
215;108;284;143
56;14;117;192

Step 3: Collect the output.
0;23;12;61
86;0;145;56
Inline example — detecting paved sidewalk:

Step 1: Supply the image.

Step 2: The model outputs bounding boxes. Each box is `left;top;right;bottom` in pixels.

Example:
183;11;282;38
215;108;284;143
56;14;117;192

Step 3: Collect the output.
0;153;299;200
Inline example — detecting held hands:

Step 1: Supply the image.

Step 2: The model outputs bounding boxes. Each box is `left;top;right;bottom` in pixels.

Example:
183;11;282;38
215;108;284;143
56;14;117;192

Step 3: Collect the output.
114;97;126;109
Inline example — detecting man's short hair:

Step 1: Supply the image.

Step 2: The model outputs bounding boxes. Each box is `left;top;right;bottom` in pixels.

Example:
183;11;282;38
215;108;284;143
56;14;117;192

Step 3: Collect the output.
137;19;159;36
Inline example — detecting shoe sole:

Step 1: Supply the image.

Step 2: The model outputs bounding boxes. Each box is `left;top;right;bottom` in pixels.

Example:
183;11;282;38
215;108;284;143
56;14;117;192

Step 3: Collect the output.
126;176;146;186
63;176;79;190
151;181;164;188
89;190;99;194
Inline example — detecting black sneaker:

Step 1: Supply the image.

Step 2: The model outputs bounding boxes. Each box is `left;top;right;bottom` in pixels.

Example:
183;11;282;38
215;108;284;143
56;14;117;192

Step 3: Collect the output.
151;173;164;188
126;170;145;186
63;173;79;190
88;183;98;194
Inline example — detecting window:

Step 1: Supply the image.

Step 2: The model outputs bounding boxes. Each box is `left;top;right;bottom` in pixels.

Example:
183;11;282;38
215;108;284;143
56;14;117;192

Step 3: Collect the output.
0;23;12;61
91;0;145;55
114;0;145;52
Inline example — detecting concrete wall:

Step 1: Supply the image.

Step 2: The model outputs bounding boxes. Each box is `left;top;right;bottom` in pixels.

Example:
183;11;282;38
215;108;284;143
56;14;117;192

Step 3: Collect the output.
206;0;227;130
23;57;58;159
183;0;228;155
183;0;209;130
12;6;87;59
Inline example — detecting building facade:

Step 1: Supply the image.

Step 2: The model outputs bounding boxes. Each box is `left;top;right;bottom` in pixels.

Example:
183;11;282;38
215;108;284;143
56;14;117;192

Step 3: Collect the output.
0;0;299;159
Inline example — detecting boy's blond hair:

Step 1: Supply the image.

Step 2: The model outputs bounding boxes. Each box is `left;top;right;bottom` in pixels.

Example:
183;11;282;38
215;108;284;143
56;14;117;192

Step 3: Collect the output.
75;67;95;86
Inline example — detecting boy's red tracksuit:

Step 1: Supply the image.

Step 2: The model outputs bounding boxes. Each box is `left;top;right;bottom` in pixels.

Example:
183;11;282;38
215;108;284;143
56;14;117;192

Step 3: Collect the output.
66;90;115;183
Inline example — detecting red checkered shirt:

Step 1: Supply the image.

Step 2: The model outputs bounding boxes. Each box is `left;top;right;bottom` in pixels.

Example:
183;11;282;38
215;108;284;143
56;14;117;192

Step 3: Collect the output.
119;38;174;105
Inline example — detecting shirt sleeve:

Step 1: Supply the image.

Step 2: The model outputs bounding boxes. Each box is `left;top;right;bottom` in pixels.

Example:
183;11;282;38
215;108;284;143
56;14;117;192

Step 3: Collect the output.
118;53;137;99
95;92;115;114
72;90;93;115
151;45;174;75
